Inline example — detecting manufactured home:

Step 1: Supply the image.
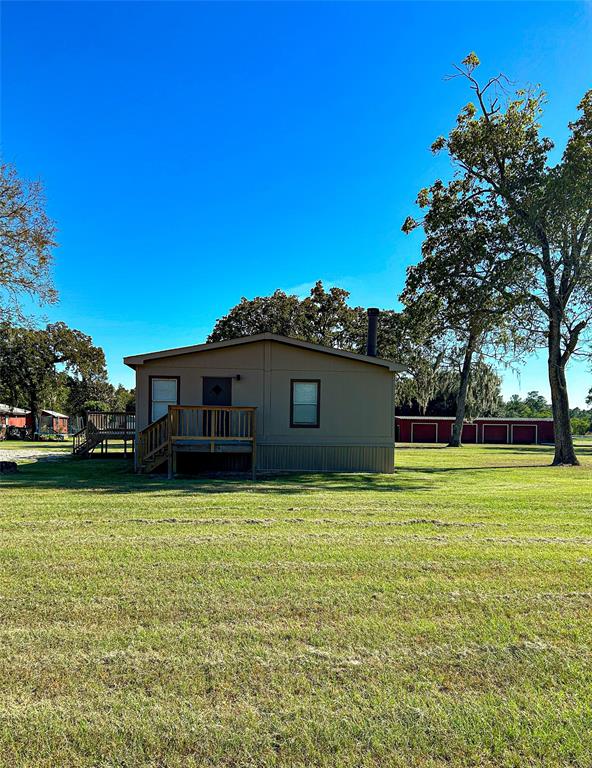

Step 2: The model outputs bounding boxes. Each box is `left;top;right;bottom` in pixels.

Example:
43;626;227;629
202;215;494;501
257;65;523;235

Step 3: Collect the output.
122;311;405;476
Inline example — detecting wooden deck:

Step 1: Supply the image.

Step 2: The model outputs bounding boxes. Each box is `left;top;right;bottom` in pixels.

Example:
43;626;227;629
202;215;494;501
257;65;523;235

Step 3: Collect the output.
72;412;136;458
136;405;257;478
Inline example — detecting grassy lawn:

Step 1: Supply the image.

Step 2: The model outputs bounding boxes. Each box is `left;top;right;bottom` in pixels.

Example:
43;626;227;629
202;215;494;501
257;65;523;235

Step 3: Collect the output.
0;439;72;451
1;444;591;767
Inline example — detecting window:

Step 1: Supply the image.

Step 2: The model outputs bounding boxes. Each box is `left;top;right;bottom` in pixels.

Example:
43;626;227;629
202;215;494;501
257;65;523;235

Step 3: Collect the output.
290;380;320;428
150;377;179;422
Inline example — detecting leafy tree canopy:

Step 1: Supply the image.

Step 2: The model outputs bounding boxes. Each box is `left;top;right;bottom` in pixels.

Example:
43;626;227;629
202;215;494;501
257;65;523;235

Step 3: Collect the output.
0;162;57;323
208;281;366;351
402;171;532;445
208;281;503;418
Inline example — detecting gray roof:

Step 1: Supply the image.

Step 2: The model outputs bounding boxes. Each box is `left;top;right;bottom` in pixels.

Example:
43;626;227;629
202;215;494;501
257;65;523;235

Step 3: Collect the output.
0;404;68;418
0;403;29;416
124;332;406;372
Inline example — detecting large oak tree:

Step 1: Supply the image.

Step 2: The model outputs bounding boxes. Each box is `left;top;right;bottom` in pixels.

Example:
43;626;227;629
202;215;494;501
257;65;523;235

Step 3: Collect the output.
402;183;529;446
0;322;106;435
410;54;592;464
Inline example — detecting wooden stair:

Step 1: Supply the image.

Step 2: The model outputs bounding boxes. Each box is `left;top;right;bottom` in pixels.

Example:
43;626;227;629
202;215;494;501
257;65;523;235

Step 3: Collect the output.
72;424;102;457
136;414;169;473
136;406;257;478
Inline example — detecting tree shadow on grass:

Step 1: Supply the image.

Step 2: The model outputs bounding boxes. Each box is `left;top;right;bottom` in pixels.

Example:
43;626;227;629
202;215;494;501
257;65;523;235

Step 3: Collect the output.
398;442;592;457
2;457;432;495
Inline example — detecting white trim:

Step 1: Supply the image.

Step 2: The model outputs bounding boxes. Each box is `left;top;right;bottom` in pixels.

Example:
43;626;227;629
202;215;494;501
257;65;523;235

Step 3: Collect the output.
510;423;538;445
411;421;439;443
478;417;552;423
396;416;456;420
395;416;553;423
482;423;510;444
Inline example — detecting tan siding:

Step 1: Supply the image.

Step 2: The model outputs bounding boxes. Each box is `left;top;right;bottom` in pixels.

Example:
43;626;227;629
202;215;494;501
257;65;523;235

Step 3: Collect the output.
257;444;394;473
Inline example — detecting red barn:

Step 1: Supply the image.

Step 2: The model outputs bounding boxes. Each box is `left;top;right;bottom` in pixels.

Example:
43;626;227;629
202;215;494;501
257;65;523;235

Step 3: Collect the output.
395;416;554;445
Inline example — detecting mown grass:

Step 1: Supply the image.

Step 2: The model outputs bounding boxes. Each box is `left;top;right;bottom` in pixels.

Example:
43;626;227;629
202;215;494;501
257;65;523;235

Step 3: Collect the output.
0;439;72;451
1;444;591;767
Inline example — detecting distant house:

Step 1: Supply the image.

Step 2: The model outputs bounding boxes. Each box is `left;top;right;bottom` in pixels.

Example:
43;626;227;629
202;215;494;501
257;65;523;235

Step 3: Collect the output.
123;310;405;476
0;403;29;438
0;405;69;438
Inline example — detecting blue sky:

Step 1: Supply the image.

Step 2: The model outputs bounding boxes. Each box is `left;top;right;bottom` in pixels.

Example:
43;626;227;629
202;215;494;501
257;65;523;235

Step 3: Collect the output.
2;1;591;406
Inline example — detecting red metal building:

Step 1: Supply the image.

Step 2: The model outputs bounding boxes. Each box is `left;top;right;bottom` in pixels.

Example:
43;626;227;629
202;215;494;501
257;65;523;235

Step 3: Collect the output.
395;416;554;445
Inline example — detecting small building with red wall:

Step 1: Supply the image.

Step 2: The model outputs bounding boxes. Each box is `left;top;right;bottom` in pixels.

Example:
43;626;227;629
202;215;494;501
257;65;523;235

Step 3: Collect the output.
395;415;554;445
1;403;28;427
1;405;69;437
38;410;69;435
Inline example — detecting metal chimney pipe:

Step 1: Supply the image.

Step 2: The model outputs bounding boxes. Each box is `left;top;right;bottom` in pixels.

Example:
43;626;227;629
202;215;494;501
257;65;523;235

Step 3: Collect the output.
366;307;379;357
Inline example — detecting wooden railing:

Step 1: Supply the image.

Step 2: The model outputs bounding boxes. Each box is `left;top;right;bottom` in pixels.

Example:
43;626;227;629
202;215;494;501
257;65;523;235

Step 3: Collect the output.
87;411;136;434
72;426;89;454
170;405;256;441
137;413;168;463
72;412;136;456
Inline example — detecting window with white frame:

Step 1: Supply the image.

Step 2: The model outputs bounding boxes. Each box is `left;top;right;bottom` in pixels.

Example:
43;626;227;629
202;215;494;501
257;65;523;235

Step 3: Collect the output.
150;377;178;422
290;380;320;427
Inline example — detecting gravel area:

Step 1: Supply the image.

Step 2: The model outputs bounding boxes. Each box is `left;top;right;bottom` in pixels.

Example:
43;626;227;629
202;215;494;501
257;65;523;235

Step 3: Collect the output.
0;447;70;463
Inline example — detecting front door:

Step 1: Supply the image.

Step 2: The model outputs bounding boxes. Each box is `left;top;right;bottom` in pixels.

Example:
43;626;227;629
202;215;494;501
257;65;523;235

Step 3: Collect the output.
202;377;232;436
203;377;232;406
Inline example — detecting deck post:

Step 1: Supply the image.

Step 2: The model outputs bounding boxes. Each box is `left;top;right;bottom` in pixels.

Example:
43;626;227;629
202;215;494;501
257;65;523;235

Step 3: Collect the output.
167;407;174;479
251;408;257;481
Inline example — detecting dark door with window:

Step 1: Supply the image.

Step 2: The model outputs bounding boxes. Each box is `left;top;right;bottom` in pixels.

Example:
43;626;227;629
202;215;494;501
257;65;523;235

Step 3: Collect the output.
202;377;232;436
203;377;232;406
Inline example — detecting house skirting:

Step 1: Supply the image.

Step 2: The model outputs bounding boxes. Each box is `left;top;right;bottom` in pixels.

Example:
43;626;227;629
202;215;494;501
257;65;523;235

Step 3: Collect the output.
256;444;394;473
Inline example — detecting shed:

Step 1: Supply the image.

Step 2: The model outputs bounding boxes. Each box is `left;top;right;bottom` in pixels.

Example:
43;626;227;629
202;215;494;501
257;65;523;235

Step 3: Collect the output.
39;410;70;435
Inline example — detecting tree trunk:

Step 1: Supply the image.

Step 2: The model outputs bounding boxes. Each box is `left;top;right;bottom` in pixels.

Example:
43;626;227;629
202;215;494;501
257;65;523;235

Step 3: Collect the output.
548;319;578;465
29;391;40;441
449;337;475;448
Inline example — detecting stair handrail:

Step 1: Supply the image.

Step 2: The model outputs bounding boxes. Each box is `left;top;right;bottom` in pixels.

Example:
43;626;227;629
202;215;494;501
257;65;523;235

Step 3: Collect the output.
72;425;88;454
137;413;169;466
